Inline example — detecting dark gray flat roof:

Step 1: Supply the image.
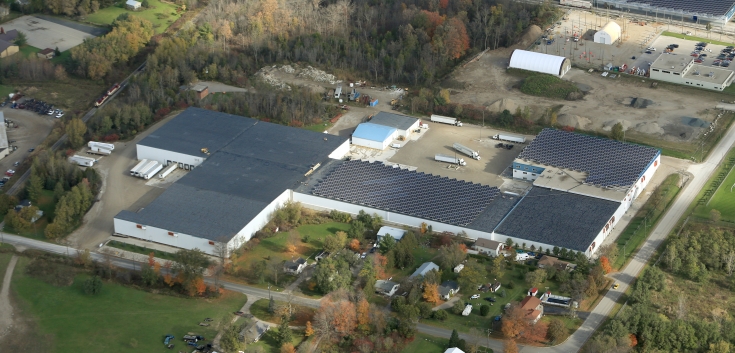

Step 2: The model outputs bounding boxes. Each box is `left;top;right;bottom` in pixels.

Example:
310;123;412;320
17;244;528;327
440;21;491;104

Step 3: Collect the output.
137;107;257;157
494;187;619;252
466;193;520;233
369;111;420;131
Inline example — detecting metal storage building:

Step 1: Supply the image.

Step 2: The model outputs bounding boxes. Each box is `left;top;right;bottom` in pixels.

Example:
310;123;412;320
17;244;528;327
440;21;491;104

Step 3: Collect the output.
508;50;571;78
351;123;397;150
594;21;621;45
368;112;421;139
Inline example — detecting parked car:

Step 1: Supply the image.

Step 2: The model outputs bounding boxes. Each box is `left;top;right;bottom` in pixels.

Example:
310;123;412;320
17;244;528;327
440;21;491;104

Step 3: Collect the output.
13;161;19;167
613;283;620;290
646;47;655;51
484;297;497;302
470;294;480;299
360;252;367;259
163;334;175;345
28;148;34;152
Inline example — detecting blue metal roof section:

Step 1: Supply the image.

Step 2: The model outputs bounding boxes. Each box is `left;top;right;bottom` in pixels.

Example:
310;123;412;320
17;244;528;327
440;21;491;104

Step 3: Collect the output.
517;129;660;188
353;123;396;142
311;160;500;226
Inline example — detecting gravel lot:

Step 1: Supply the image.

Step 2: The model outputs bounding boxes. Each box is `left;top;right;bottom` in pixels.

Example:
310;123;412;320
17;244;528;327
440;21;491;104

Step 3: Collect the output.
1;16;96;52
0;108;55;175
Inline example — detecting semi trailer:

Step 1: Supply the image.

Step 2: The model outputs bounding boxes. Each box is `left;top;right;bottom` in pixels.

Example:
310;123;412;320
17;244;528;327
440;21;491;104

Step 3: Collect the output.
129;159;150;176
135;160;159;177
158;163;178;179
453;143;480;160
430;114;463;126
88;141;115;151
141;162;163;180
435;154;466;166
69;155;96;167
88;146;112;156
492;134;526;144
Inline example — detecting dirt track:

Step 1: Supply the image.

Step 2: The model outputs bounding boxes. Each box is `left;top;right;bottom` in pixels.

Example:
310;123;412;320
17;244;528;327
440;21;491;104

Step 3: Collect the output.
0;255;18;340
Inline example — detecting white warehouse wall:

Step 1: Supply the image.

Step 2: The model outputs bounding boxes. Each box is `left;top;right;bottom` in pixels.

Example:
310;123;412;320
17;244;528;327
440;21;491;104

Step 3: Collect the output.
136;145;206;169
113;218;224;256
329;140;351;160
226;189;291;252
586;200;628;257
351;137;389;150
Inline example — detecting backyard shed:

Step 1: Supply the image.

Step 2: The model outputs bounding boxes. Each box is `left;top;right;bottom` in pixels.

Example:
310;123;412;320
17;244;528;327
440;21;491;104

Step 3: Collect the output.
351;123;397;150
594;21;621;45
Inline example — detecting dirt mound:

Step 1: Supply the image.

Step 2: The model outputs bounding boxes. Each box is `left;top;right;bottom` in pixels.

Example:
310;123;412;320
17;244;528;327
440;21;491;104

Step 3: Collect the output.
634;122;665;135
631;98;654;108
518;25;543;47
557;114;591;129
602;119;632;131
487;98;520;113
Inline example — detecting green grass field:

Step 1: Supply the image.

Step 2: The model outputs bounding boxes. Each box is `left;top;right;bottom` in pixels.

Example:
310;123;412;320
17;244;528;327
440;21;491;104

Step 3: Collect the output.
0;84;14;97
693;148;735;222
0;253;13;276
662;31;735;47
106;240;178;261
519;74;581;100
11;257;247;353
85;0;182;34
402;333;451;352
18;45;40;58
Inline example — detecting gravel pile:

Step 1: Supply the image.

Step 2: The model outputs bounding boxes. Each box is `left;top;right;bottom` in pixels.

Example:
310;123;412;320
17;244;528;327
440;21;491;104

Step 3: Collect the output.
256;68;291;91
297;65;342;84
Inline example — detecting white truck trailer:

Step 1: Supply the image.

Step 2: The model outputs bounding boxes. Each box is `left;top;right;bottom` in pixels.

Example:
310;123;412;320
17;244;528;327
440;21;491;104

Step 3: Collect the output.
158;163;177;179
135;160;158;177
129;159;150;176
453;143;480;160
435;154;466;166
492;134;526;144
88;141;115;151
462;304;473;316
430;114;462;127
88;146;112;156
69;155;96;167
140;162;163;180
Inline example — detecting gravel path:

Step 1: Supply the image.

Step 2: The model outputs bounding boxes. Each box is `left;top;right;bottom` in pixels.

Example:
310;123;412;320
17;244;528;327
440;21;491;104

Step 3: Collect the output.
0;255;18;339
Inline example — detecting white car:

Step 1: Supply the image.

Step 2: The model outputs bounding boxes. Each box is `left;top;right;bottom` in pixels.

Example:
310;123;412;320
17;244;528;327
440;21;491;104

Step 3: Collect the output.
646;47;655;51
55;111;64;118
360;252;367;259
470;294;480;299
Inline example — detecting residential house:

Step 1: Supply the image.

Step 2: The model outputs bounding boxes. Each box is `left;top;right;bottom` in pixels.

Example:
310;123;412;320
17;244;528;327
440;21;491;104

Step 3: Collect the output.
283;257;307;275
37;48;55;59
409;261;439;279
0;29;18;58
126;0;141;10
473;238;503;256
239;321;269;343
439;280;460;300
444;348;465;353
537;255;573;271
377;226;406;242
520;295;544;324
315;251;330;262
375;279;400;296
490;282;501;293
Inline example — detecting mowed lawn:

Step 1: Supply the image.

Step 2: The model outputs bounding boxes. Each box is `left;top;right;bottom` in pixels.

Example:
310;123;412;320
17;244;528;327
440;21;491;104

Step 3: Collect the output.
11;257;247;353
402;333;450;352
85;0;181;34
698;163;735;221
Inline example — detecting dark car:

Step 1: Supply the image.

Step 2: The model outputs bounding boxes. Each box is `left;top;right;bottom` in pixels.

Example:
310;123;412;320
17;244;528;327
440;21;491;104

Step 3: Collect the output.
496;143;504;148
484;297;497;302
700;54;707;57
28;148;34;152
645;51;652;54
370;247;377;253
505;144;514;150
671;44;679;48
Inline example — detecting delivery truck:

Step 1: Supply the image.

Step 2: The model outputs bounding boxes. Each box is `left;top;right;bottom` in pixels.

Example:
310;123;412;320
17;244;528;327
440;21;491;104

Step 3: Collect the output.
430;114;462;126
492;134;526;144
435;154;466;166
69;155;96;167
453;143;480;160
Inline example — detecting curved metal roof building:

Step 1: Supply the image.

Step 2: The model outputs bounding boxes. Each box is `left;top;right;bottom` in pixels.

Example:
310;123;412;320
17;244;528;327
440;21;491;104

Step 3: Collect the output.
508;50;571;77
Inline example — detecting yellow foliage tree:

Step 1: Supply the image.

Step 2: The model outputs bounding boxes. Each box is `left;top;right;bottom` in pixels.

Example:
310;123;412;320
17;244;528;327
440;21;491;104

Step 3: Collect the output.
423;282;440;304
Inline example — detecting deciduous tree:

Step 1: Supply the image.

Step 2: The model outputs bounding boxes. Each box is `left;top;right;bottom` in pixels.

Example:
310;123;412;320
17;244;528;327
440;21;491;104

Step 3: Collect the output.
438;243;467;270
458;259;486;293
423;282;440;304
547;318;566;343
349;238;361;252
66;118;87;149
503;339;519;353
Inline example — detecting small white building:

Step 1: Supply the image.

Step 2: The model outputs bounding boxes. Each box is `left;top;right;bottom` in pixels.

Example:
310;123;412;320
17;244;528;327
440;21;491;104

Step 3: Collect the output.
508;49;571;78
126;0;141;10
473;238;503;256
445;348;465;353
409;262;439;279
377;226;406;242
351;123;397;150
461;304;472;316
594;21;621;45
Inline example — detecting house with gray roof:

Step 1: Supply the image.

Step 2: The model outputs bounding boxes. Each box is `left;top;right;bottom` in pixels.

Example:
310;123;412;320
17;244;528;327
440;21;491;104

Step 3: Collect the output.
409;262;439;279
375;279;400;296
284;258;307;275
439;280;460;300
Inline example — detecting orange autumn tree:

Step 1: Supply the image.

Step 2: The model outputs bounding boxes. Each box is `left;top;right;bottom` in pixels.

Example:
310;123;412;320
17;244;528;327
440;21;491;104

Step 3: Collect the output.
148;252;156;267
423;282;441;304
600;256;613;274
458;243;468;253
441;17;470;59
350;239;361;252
280;343;295;353
357;298;370;331
193;277;207;296
332;300;357;334
305;321;314;337
373;253;388;279
629;333;638;347
420;10;445;38
504;339;519;353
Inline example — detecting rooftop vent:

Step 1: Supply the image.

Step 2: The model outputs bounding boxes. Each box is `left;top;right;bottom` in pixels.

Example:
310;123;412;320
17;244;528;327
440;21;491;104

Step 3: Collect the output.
201;147;210;155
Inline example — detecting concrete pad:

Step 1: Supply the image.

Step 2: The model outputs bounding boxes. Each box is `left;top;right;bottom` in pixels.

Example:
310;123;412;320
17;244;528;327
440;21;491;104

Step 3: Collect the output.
1;16;97;52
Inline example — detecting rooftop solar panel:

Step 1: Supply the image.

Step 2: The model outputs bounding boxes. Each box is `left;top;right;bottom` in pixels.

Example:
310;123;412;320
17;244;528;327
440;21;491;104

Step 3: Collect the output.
517;129;659;188
622;0;735;17
312;160;500;226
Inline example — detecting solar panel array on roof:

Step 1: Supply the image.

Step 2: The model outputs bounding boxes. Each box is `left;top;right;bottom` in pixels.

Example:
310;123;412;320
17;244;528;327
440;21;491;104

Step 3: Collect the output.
518;129;659;188
312;160;499;226
624;0;735;17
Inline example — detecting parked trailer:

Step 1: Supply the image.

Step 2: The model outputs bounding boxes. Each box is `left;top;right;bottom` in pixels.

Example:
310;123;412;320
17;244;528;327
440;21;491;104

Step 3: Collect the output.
453;143;480;160
141;162;163;180
560;0;592;9
130;159;150;176
88;146;112;156
135;160;159;177
69;155;96;167
334;85;342;98
158;163;178;179
430;114;463;127
435;154;466;166
88;141;115;151
492;134;526;144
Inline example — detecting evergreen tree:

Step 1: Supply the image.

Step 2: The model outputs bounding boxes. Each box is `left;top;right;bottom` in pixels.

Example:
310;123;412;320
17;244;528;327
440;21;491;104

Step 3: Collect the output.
448;329;461;349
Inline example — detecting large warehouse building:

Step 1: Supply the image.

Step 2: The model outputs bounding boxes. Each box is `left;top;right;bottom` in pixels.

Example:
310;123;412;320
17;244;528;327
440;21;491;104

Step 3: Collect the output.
597;0;735;26
508;50;571;78
649;53;735;91
115;109;658;258
594;21;621;45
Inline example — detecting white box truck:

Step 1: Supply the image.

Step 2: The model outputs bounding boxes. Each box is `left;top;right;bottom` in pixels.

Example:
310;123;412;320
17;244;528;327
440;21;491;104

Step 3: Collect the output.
430;114;462;127
130;159;149;176
135;160;158;177
435;154;466;166
88;146;112;156
453;143;480;160
69;155;96;167
88;141;115;151
141;162;163;180
493;134;526;144
158;163;177;179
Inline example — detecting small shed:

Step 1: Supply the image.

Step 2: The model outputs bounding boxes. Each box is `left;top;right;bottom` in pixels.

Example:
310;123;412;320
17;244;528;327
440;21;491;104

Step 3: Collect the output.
191;83;209;99
37;48;55;59
528;287;538;297
351;123;397;150
126;0;142;10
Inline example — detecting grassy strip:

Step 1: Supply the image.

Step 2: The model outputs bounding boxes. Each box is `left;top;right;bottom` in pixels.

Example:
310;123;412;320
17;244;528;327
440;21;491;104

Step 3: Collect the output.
106;239;178;261
661;31;735;47
11;257;246;353
249;298;316;326
85;0;182;34
690;147;735;220
613;174;682;269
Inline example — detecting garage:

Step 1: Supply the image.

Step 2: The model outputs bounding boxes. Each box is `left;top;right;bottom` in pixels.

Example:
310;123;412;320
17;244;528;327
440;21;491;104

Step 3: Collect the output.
351;123;397;150
508;49;571;78
368;112;421;139
594;21;621;45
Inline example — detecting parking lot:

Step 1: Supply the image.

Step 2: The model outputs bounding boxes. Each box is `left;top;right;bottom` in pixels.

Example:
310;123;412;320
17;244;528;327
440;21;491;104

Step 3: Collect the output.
1;16;97;52
645;35;735;72
0;108;55;183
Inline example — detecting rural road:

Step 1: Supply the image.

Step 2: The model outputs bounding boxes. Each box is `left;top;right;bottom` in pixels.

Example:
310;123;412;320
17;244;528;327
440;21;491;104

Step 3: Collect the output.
2;113;735;351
